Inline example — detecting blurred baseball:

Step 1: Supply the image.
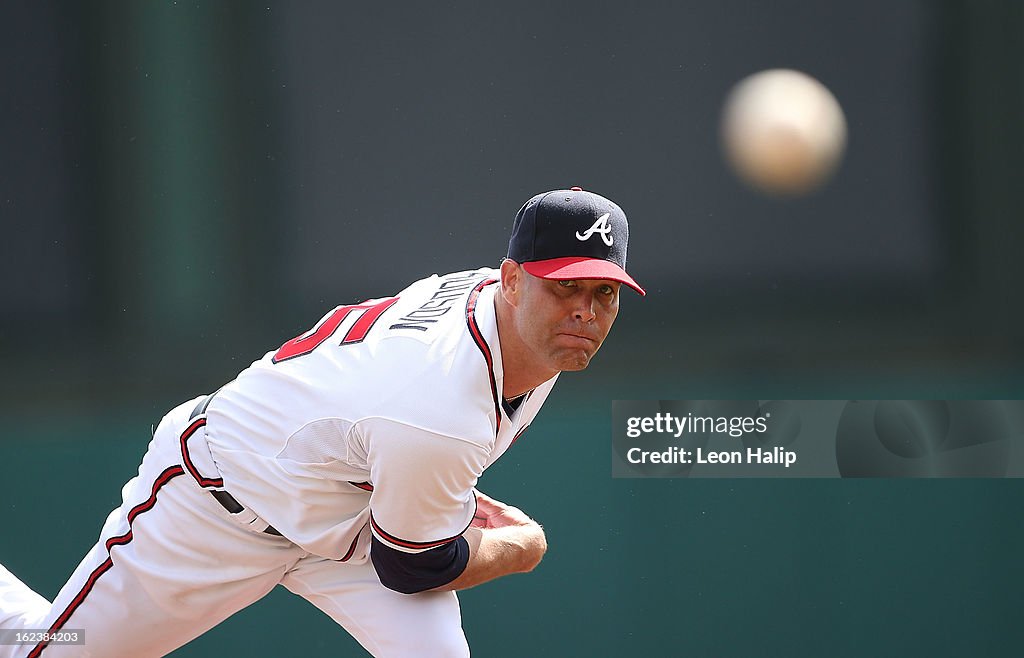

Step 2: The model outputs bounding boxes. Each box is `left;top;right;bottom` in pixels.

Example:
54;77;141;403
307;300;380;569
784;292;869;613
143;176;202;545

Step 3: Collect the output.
721;69;847;195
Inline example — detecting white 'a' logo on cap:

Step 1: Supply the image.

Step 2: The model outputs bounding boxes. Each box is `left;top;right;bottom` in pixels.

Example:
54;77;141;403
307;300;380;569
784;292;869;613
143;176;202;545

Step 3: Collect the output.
575;213;614;246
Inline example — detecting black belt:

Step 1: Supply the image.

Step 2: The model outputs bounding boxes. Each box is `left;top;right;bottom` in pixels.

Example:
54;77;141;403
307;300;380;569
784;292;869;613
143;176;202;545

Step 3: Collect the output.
190;392;282;537
210;490;282;536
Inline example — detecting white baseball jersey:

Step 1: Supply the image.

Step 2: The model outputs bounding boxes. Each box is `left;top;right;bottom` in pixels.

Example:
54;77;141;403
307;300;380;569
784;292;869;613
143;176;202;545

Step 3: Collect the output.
200;268;558;561
0;267;554;658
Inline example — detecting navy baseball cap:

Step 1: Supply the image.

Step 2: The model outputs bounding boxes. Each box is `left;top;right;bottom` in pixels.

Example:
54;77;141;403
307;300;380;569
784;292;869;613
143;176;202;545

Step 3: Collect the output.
507;187;645;295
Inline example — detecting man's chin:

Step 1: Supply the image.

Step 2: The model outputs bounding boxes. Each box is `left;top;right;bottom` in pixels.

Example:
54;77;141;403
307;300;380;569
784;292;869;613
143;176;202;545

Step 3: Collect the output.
555;351;595;372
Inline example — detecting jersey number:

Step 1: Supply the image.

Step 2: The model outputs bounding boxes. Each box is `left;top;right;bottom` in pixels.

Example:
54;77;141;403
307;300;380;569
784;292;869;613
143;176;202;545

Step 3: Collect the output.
272;297;400;363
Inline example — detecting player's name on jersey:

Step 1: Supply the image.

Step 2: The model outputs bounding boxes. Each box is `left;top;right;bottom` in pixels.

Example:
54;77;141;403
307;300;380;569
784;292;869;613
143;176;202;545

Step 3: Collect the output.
624;446;796;468
389;272;486;332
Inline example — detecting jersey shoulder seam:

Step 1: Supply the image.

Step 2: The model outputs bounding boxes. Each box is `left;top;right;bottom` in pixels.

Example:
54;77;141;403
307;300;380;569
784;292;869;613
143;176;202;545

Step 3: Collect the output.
351;415;494;452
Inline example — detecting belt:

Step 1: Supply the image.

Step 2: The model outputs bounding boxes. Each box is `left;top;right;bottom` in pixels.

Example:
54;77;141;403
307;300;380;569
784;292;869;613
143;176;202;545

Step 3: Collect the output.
190;392;282;537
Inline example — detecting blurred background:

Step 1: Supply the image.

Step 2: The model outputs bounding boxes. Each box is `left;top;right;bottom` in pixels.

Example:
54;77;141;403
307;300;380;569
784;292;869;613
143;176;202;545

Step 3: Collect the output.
1;1;1022;656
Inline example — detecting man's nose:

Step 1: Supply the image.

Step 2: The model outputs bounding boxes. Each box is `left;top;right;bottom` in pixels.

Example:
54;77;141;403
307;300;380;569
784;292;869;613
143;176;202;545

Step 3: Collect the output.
574;295;597;322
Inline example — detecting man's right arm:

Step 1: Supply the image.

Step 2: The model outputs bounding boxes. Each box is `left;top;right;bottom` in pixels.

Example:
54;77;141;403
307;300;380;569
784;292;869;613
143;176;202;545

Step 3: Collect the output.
370;491;547;595
431;491;547;592
363;419;545;594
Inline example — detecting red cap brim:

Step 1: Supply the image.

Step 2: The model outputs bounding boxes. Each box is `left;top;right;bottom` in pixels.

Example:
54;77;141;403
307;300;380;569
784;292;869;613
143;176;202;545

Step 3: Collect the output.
521;257;646;296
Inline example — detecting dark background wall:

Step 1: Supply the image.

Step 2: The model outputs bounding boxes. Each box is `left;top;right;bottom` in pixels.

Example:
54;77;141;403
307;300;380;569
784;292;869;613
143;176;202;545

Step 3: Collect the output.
1;1;1022;656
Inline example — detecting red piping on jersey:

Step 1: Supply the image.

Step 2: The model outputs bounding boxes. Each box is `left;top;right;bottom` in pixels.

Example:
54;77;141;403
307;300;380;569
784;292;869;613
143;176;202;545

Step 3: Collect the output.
510;424;530;447
348;481;374;492
337;533;360;562
465;278;501;435
369;494;478;551
370;512;462;550
179;417;224;489
28;465;186;658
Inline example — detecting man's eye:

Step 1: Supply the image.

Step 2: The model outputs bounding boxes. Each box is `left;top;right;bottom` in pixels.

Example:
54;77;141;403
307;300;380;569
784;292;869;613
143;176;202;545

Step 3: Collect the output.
557;280;576;288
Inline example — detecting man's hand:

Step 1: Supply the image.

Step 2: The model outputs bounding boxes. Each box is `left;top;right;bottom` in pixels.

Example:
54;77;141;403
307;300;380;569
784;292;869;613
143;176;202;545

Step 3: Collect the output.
433;490;547;592
470;490;536;529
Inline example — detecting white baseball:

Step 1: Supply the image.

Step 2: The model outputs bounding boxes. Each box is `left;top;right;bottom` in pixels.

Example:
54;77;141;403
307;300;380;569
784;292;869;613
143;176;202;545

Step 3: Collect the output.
721;68;847;195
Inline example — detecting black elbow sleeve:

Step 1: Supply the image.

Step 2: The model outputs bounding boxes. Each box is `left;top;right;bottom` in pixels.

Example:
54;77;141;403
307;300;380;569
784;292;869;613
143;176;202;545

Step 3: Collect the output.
370;535;470;594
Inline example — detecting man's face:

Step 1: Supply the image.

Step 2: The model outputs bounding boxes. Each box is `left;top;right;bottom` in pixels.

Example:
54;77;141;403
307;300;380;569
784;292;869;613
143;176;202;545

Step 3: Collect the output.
507;262;621;373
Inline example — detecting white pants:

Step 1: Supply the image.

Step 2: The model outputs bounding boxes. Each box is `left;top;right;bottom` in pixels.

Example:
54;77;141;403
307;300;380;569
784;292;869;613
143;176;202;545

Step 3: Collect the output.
0;400;469;658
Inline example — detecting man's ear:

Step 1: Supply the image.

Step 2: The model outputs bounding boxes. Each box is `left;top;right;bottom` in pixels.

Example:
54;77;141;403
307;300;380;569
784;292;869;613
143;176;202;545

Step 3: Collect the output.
499;259;522;305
